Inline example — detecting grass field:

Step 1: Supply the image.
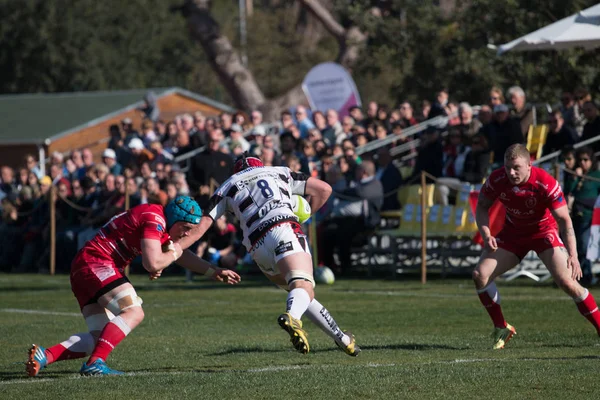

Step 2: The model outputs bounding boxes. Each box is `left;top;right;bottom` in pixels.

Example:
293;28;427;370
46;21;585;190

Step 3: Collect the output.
1;273;600;399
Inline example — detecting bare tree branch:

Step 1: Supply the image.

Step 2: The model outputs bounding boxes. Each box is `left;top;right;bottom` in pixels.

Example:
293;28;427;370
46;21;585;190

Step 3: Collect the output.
298;0;345;38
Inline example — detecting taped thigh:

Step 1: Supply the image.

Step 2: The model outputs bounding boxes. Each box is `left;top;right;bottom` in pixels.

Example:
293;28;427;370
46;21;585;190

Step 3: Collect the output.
105;287;143;315
285;270;315;289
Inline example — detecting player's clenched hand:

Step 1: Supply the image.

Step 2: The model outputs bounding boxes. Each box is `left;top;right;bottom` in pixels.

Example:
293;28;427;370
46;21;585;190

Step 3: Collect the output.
212;269;241;285
567;255;582;281
484;236;498;252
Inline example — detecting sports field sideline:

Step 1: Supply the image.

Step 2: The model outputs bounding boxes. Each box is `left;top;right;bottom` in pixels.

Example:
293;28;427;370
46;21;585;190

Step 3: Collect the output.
1;273;599;399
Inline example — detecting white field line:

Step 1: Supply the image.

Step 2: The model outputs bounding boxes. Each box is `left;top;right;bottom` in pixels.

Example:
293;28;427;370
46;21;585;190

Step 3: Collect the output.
0;308;80;317
0;358;579;386
260;287;575;301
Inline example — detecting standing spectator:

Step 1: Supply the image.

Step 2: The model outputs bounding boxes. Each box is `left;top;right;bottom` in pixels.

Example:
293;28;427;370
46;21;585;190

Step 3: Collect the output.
482;104;524;168
324;109;344;145
507;86;534;139
542;110;578;156
187;134;233;196
564;147;600;286
412;126;443;181
375;147;403;210
573;88;592;136
139;91;160;122
458;102;482;140
102;148;122;176
295;105;315;139
581;101;600;154
428;88;449;119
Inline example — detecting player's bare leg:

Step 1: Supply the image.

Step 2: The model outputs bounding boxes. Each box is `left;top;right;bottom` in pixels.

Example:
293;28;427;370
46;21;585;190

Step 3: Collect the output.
26;304;109;377
540;247;600;335
80;283;145;375
473;248;519;349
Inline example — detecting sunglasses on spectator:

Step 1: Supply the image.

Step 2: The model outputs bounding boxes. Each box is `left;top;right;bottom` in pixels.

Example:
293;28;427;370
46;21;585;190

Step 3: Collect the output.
489;96;500;101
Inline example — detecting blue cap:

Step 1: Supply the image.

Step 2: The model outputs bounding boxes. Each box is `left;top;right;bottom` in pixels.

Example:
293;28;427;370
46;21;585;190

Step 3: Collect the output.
164;195;202;230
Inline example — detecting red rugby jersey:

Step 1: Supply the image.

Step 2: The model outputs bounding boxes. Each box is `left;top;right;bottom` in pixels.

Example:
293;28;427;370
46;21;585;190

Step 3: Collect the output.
480;166;566;234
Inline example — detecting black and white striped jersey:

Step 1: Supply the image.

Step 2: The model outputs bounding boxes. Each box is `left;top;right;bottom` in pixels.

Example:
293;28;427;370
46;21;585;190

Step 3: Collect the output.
206;166;309;250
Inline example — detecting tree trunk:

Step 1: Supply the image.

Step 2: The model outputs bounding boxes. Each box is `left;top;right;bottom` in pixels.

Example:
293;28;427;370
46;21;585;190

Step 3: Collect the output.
179;0;368;121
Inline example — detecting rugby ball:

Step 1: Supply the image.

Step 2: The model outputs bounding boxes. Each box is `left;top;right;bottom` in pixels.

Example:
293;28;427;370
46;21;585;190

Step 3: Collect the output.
292;195;312;224
314;266;335;285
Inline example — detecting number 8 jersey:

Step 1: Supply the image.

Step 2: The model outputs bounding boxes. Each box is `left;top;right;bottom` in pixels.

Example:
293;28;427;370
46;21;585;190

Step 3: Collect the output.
205;166;309;251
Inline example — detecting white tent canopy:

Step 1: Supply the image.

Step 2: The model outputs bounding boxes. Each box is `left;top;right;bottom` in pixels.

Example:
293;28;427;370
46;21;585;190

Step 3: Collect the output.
498;3;600;55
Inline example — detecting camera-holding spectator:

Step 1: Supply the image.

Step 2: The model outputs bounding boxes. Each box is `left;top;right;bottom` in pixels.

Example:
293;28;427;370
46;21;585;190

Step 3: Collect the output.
581;101;600;155
542;109;578;156
507;86;533;139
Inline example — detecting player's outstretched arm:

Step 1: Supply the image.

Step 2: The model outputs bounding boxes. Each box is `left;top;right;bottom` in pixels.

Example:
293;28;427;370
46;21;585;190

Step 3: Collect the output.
178;215;214;251
176;249;241;284
305;177;332;213
551;205;582;280
141;238;183;273
475;191;497;251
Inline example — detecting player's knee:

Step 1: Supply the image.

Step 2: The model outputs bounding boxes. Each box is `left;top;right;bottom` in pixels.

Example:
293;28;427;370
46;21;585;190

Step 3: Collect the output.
555;277;579;297
472;269;486;286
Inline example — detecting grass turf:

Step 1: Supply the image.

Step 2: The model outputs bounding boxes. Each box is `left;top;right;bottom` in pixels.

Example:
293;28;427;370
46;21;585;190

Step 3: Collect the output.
1;273;599;399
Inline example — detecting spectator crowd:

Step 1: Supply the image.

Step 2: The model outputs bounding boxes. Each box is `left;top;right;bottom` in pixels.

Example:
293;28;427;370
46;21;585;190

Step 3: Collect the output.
2;85;600;278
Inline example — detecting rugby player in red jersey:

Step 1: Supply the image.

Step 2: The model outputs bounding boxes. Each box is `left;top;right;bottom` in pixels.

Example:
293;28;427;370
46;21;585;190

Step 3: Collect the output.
26;196;240;377
474;144;600;349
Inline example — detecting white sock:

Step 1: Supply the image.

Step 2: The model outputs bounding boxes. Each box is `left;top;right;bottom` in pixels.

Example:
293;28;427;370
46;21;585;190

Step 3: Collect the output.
59;332;95;354
305;298;350;346
286;288;311;320
476;281;501;304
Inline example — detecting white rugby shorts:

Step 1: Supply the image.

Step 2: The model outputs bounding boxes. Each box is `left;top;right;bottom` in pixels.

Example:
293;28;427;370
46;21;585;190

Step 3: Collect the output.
250;223;310;276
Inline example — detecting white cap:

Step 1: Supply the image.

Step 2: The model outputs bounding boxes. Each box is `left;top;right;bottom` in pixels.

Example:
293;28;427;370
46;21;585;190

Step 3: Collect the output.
253;125;266;135
102;148;116;159
128;138;145;150
231;123;243;133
